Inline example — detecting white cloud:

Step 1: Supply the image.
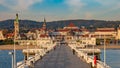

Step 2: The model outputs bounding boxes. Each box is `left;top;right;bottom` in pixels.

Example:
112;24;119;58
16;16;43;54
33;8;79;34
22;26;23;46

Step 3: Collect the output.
0;0;43;10
96;0;119;5
85;12;92;19
65;0;85;12
95;0;120;10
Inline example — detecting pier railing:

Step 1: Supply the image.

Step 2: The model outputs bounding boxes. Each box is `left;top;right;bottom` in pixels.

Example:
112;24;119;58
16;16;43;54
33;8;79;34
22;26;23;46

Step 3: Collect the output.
17;54;41;68
68;44;111;68
17;43;56;68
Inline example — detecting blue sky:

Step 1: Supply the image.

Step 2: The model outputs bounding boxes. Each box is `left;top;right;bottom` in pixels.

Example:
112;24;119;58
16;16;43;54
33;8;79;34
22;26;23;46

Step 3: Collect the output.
0;0;120;22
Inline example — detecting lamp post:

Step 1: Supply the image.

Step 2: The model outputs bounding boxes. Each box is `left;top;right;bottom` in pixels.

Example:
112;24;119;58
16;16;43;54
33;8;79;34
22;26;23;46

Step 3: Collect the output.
104;35;106;67
13;31;17;68
9;51;14;68
90;25;96;67
90;25;95;57
27;42;30;60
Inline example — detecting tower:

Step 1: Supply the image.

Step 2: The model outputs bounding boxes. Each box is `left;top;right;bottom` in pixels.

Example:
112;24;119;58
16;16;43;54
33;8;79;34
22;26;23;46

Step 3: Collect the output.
14;13;19;39
41;18;47;34
42;17;46;30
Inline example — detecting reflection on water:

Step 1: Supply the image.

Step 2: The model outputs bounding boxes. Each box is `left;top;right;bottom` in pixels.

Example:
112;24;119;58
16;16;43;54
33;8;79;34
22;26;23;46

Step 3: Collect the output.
0;50;24;68
101;49;120;68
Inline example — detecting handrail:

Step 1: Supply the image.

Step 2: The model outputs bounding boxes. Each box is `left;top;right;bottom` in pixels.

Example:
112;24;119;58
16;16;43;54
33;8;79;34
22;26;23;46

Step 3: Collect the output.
68;44;111;68
17;44;56;68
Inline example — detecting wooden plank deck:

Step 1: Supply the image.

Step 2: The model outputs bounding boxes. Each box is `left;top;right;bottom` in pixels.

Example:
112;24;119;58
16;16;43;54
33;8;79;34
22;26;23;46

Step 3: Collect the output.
34;45;91;68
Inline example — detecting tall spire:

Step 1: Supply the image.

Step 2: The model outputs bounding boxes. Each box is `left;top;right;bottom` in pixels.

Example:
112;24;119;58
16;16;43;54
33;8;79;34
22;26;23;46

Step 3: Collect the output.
44;17;46;24
15;13;19;23
42;17;46;29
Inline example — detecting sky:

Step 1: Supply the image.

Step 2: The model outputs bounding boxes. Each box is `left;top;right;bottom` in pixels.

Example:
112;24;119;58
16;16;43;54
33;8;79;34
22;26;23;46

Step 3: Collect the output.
0;0;120;22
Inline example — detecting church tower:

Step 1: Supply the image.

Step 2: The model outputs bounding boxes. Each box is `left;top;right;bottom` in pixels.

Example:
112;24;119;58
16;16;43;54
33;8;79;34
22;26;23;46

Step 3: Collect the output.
41;18;47;34
14;13;19;39
42;17;46;30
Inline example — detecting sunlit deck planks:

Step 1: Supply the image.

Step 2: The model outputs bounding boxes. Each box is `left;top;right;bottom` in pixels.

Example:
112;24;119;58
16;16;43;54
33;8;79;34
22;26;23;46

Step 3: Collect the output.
34;45;91;68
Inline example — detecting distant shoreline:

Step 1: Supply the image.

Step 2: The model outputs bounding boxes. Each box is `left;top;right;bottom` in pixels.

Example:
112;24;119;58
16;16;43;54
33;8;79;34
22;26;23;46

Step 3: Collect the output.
95;45;120;49
0;45;120;50
0;45;38;50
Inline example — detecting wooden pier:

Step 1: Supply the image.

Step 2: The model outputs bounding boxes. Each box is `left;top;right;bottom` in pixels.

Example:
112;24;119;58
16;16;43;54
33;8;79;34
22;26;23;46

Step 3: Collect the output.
34;45;91;68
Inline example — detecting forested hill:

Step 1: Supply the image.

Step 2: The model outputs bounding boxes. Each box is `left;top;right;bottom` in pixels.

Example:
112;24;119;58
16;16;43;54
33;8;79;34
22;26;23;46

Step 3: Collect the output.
0;19;120;30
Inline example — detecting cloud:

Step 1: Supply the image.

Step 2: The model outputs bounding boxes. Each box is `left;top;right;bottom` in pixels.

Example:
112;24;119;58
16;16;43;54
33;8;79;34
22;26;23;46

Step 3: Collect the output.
0;0;43;10
85;12;92;19
95;0;120;10
65;0;85;12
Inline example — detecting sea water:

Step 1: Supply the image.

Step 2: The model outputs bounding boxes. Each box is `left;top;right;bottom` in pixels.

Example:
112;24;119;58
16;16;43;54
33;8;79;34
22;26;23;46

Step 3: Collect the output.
101;49;120;68
0;49;120;68
0;50;24;68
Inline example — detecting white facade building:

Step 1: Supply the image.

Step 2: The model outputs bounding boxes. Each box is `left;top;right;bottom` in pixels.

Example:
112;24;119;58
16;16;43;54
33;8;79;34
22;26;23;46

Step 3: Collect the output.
116;26;120;39
94;28;116;39
0;30;5;40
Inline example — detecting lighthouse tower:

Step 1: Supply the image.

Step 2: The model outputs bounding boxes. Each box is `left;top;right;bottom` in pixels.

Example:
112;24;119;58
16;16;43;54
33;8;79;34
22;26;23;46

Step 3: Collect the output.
14;14;19;39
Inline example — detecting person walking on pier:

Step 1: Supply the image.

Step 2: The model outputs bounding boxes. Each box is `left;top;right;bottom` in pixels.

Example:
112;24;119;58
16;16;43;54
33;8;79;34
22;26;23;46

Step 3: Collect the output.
94;55;97;68
72;49;75;55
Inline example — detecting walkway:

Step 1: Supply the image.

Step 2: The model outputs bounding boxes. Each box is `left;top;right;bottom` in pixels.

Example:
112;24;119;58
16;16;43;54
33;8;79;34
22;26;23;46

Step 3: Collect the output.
34;45;91;68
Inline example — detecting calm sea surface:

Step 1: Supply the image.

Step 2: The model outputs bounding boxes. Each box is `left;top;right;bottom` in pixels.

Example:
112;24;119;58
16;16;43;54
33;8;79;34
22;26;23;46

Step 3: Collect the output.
0;49;120;68
101;49;120;68
0;50;24;68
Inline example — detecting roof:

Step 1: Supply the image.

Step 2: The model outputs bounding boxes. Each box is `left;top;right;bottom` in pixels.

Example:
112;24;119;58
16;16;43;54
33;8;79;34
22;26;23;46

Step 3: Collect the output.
57;29;69;32
95;28;115;32
80;28;89;32
79;34;89;37
40;34;49;38
5;33;14;38
68;23;76;27
95;30;115;32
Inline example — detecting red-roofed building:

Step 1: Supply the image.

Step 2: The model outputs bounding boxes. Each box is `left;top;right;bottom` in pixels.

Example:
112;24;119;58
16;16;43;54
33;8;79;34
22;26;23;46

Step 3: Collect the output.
5;33;14;39
56;23;80;36
80;28;89;34
37;34;52;45
57;29;69;35
64;22;79;30
94;28;116;38
40;34;49;38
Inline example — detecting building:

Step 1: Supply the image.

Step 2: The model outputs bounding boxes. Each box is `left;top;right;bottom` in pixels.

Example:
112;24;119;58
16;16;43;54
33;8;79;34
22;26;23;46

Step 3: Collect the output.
94;28;116;39
80;26;89;35
77;36;96;46
116;25;120;40
37;34;53;46
5;33;14;39
39;18;47;35
0;30;5;40
64;23;79;29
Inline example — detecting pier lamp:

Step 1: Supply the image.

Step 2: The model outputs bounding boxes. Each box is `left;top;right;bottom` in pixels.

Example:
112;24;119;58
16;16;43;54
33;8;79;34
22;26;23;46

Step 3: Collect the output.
104;35;106;67
90;25;96;67
27;42;30;60
89;25;95;57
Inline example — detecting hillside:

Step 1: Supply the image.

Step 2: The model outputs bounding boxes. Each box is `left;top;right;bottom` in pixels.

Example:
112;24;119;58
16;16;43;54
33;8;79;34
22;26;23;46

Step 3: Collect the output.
0;19;120;31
